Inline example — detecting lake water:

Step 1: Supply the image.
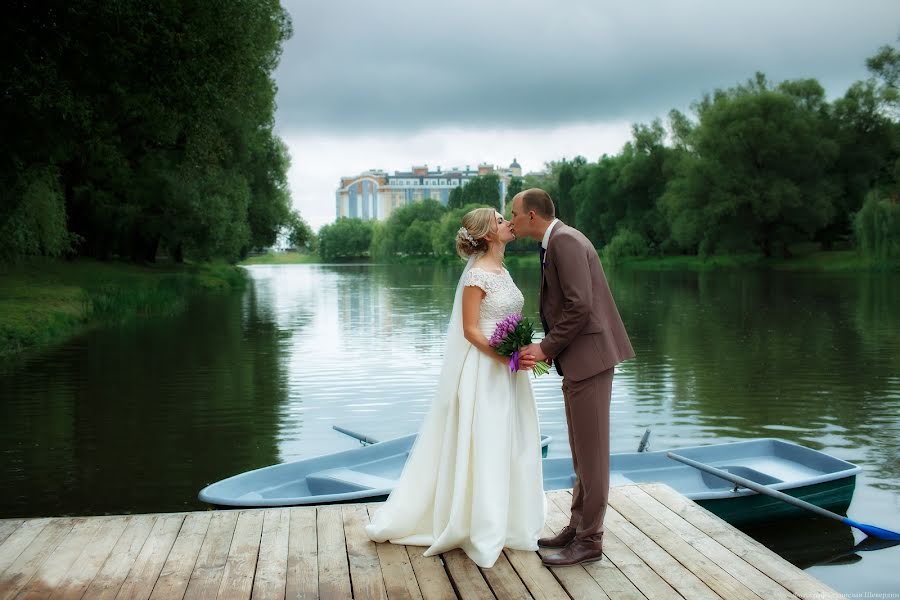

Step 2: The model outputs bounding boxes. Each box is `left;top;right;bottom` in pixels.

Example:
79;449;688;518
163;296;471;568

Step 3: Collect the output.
1;262;898;594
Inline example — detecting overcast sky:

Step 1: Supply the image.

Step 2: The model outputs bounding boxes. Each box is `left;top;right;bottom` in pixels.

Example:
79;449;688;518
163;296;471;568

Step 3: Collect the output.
273;0;900;230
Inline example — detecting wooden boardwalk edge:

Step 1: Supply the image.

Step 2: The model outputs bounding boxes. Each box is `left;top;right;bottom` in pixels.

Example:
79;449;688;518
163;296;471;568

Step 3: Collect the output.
0;484;847;600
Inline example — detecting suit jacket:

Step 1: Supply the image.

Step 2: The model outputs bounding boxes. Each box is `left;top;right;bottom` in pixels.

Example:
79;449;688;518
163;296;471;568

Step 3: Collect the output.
539;222;635;381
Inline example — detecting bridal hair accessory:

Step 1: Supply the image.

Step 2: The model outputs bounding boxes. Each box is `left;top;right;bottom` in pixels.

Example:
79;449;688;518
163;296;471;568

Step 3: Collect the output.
458;227;478;247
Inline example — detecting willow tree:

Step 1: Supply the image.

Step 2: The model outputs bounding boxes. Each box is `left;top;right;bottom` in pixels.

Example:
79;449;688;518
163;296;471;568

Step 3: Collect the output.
1;1;295;263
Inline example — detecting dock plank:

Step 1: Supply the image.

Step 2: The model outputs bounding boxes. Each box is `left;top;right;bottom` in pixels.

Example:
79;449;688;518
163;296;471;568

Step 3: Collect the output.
15;516;104;600
0;484;848;600
148;512;211;600
113;514;185;600
541;494;613;600
609;487;764;600
478;551;530;599
406;547;455;600
503;548;570;600
0;517;76;600
605;504;720;600
342;505;387;600
0;521;24;548
216;510;264;600
316;506;351;600
642;483;845;600
47;515;130;600
364;507;427;600
182;511;239;600
251;508;290;600
80;515;157;600
618;484;797;600
0;519;53;582
443;549;494;599
285;508;317;600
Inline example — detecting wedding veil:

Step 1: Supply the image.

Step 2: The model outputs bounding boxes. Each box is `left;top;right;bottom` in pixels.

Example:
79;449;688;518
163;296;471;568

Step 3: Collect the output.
431;254;476;410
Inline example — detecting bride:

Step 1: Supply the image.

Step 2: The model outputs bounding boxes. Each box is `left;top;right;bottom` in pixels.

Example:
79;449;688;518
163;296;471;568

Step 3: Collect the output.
365;207;546;568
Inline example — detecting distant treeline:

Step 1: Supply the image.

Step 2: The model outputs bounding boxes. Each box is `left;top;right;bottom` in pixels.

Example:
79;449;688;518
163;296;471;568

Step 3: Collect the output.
1;1;301;263
316;41;900;264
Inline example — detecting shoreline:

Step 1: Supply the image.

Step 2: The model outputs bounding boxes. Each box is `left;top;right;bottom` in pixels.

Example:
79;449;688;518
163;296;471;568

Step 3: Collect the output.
241;249;899;272
0;259;247;361
5;249;894;361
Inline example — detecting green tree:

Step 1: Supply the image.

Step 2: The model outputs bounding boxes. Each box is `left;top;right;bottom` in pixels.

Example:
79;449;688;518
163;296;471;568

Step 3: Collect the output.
571;123;673;252
505;176;523;207
432;203;489;257
399;220;436;255
660;74;839;257
854;193;900;261
447;174;501;210
1;1;293;263
0;166;73;260
823;41;900;248
378;199;447;258
317;218;374;260
285;210;314;251
556;159;580;224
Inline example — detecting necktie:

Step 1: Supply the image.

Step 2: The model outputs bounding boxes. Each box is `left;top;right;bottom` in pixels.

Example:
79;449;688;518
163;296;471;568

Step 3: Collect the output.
539;245;546;275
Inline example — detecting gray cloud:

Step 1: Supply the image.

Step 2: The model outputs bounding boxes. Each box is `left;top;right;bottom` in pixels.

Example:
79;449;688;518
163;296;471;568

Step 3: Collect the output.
274;0;900;134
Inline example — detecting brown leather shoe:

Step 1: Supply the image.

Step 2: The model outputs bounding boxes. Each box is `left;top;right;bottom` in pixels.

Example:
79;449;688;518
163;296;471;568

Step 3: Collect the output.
541;535;603;567
537;525;577;548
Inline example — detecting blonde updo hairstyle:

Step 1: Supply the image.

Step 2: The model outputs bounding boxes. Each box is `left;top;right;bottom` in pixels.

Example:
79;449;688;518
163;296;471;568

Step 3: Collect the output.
455;207;496;259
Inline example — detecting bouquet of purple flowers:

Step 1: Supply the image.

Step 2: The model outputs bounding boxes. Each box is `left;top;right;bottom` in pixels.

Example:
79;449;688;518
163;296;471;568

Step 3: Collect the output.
488;313;551;377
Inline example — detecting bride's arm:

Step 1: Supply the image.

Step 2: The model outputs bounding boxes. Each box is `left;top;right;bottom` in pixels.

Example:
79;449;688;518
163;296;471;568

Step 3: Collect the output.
462;286;509;366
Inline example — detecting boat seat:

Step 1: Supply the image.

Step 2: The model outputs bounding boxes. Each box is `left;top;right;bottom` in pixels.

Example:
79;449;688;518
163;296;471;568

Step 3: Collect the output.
306;468;396;495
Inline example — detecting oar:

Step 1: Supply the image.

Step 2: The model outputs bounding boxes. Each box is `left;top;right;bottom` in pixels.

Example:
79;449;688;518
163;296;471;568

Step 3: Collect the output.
667;452;900;541
332;425;380;446
637;428;651;453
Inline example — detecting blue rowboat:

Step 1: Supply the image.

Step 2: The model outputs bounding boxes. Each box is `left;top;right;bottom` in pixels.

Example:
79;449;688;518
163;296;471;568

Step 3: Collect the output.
198;437;861;526
199;434;551;508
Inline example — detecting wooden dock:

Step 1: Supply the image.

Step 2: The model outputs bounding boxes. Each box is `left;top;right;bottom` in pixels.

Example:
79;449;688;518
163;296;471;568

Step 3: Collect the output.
0;483;845;599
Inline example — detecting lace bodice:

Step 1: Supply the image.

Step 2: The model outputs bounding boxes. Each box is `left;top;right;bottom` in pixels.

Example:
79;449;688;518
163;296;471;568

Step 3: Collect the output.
463;267;525;324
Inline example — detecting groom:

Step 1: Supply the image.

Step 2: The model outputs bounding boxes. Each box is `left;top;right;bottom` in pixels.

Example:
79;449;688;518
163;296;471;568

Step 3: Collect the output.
511;188;634;567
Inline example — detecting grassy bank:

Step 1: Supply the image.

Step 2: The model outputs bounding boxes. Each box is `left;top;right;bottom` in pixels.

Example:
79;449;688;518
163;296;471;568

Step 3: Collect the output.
241;251;321;265
614;250;899;272
0;259;247;358
238;249;898;272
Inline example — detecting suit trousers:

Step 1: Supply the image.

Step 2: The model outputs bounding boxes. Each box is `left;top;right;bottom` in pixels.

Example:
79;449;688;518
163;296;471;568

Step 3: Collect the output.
562;367;613;540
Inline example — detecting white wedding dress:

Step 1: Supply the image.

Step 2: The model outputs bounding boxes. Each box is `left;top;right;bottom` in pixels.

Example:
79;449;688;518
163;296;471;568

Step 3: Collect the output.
365;257;546;568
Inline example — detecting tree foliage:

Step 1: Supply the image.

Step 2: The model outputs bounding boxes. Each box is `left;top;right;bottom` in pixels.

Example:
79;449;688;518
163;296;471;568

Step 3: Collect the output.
318;218;374;261
315;40;900;265
1;1;297;263
854;194;900;261
285;210;314;251
432;203;490;257
660;74;840;257
447;174;501;210
371;199;447;258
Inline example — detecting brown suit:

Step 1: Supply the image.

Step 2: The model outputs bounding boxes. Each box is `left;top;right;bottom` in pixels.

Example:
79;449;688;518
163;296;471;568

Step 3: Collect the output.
539;222;634;539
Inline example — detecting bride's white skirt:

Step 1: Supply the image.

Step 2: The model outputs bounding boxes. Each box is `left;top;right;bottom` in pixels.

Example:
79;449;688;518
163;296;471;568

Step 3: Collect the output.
365;337;546;568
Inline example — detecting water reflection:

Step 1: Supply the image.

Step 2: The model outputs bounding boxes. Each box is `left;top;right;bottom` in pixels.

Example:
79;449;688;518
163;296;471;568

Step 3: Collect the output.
1;262;898;593
0;286;291;517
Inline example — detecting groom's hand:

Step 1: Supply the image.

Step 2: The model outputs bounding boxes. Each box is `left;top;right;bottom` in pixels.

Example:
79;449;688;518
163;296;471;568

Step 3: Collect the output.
520;343;548;368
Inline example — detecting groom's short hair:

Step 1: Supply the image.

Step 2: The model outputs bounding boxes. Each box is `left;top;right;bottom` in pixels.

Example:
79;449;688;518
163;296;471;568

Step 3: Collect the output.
518;188;556;219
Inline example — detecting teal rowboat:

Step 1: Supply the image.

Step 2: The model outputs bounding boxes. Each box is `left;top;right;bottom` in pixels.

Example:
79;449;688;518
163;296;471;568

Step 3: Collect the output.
199;437;860;527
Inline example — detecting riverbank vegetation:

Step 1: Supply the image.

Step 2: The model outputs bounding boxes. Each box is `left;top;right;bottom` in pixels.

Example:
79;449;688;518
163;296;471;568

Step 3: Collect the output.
2;1;301;265
0;260;246;358
2;2;303;357
308;41;900;271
